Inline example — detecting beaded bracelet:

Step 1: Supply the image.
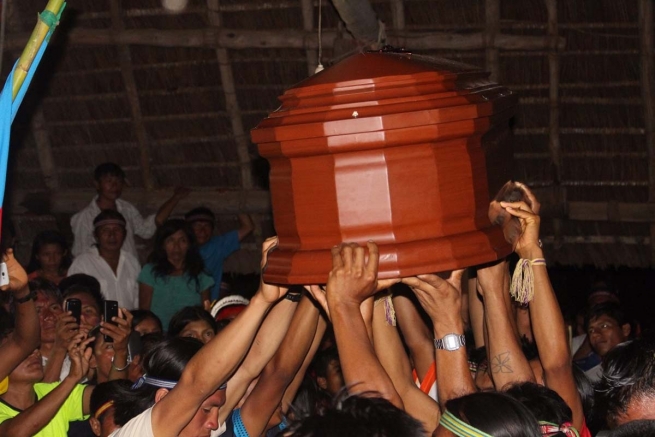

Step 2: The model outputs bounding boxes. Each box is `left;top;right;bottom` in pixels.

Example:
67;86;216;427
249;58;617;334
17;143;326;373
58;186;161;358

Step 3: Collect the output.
510;258;546;305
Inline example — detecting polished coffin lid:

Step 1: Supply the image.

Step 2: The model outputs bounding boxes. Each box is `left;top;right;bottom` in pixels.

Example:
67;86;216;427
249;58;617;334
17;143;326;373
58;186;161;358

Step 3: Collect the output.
252;51;517;284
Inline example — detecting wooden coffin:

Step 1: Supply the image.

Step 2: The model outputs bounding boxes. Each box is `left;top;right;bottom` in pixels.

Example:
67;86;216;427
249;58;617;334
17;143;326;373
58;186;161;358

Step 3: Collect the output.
252;51;517;284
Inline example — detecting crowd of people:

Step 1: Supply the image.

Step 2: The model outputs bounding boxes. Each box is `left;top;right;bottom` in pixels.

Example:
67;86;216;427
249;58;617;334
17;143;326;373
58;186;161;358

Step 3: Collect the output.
0;165;652;437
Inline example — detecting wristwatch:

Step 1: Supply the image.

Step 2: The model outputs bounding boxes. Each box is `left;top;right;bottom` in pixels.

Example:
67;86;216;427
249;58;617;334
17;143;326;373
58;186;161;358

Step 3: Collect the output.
434;333;466;351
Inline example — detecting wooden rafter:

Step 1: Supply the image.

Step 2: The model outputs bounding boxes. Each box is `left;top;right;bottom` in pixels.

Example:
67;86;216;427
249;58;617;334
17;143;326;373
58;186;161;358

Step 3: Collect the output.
109;0;154;190
3;28;564;51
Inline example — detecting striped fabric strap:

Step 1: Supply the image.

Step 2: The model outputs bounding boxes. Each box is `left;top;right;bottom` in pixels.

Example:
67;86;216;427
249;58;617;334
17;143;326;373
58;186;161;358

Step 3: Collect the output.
539;421;580;437
439;410;493;437
131;374;178;390
510;258;547;305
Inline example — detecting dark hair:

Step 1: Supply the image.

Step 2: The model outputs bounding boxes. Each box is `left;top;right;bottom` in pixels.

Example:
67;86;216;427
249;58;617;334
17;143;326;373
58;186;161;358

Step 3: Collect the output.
584;302;629;332
505;382;572;425
287;393;426;437
312;346;340;379
572;365;596;427
131;310;163;333
29;278;61;303
596;336;655;427
445;391;541;437
608;420;655;437
26;230;72;274
140;332;165;358
520;336;540;362
62;283;105;313
168;306;216;338
112;337;203;426
58;273;101;296
94;162;125;182
148;219;205;282
289;374;332;421
90;379;133;424
185;207;215;225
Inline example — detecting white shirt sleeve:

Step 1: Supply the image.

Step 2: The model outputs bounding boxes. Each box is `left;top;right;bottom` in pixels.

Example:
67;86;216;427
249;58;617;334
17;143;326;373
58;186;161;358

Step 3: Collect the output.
70;210;96;258
110;407;154;437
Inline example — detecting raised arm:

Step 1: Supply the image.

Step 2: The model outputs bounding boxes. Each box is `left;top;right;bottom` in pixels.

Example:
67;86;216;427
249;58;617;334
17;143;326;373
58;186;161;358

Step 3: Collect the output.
0;250;39;380
217;295;297;424
240;294;322;436
392;288;435;382
154;187;190;227
501;190;584;430
0;335;93;437
372;294;440;433
327;242;402;407
150;237;287;437
477;260;535;390
237;214;255;241
402;270;474;409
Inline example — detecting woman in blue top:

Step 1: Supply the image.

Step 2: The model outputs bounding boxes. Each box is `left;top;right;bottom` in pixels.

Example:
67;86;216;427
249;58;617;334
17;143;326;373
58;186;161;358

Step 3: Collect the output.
138;219;214;329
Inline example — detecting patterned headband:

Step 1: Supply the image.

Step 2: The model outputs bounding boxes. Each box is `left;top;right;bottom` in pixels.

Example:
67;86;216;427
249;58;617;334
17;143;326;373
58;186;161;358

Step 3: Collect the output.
94;218;126;229
439;410;493;437
131;374;227;391
539;421;580;437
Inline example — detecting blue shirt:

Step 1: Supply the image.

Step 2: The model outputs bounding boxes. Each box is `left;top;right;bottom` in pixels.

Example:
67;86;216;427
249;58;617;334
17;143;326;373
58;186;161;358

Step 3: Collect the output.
138;263;214;329
199;231;240;301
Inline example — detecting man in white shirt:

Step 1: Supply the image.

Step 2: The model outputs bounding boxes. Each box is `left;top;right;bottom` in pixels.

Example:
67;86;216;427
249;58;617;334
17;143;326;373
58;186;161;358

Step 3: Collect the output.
69;210;140;309
71;162;188;259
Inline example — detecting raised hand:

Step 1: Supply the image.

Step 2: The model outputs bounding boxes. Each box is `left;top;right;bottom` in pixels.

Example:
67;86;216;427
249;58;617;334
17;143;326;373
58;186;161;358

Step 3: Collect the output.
100;308;133;353
1;249;28;293
305;285;330;319
402;270;463;325
257;237;289;304
326;242;381;306
53;312;79;353
67;333;94;382
499;200;541;259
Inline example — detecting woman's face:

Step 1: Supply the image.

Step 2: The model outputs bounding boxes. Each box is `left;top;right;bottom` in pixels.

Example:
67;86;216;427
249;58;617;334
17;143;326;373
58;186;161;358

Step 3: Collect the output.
178;320;215;344
134;317;161;336
164;230;190;268
36;243;65;272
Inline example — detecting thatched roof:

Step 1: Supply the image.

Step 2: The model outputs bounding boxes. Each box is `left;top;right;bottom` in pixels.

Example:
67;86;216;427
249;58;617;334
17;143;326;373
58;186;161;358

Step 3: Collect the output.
1;0;654;271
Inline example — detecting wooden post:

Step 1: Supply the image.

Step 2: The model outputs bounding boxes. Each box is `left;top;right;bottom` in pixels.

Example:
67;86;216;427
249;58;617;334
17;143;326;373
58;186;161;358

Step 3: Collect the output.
392;0;405;31
31;109;59;190
207;0;253;190
301;0;319;76
639;0;655;264
545;0;564;248
109;0;155;190
485;0;500;81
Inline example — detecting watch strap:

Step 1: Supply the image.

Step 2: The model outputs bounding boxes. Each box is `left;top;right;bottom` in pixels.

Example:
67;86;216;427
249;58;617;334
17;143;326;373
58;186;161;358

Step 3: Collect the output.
434;333;466;351
14;289;36;304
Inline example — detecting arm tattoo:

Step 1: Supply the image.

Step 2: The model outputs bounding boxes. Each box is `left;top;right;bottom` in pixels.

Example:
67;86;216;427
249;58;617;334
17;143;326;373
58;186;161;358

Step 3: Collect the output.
491;351;514;374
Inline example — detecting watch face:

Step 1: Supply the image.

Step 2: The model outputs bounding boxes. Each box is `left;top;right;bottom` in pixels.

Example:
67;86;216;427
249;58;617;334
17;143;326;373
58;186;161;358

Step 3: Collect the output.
443;335;460;351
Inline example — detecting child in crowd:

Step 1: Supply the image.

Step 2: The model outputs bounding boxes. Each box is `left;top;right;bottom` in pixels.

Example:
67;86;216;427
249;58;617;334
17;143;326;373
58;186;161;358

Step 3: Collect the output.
26;230;72;285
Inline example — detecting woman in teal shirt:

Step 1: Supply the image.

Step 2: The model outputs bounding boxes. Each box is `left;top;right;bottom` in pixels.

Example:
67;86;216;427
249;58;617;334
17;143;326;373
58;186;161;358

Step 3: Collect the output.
138;219;214;328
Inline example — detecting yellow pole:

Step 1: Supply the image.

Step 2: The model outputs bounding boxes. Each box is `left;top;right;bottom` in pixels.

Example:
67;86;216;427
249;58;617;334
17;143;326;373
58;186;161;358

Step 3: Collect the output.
11;0;65;100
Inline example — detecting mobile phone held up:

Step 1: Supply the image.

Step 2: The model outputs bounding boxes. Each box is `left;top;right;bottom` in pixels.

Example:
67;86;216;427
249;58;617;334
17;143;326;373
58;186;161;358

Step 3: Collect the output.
65;298;82;326
103;300;119;342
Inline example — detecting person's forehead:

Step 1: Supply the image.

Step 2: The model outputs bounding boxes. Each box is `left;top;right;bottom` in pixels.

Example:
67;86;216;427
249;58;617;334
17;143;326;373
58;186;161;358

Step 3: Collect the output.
36;292;59;305
66;292;99;310
589;314;619;326
98;224;125;232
